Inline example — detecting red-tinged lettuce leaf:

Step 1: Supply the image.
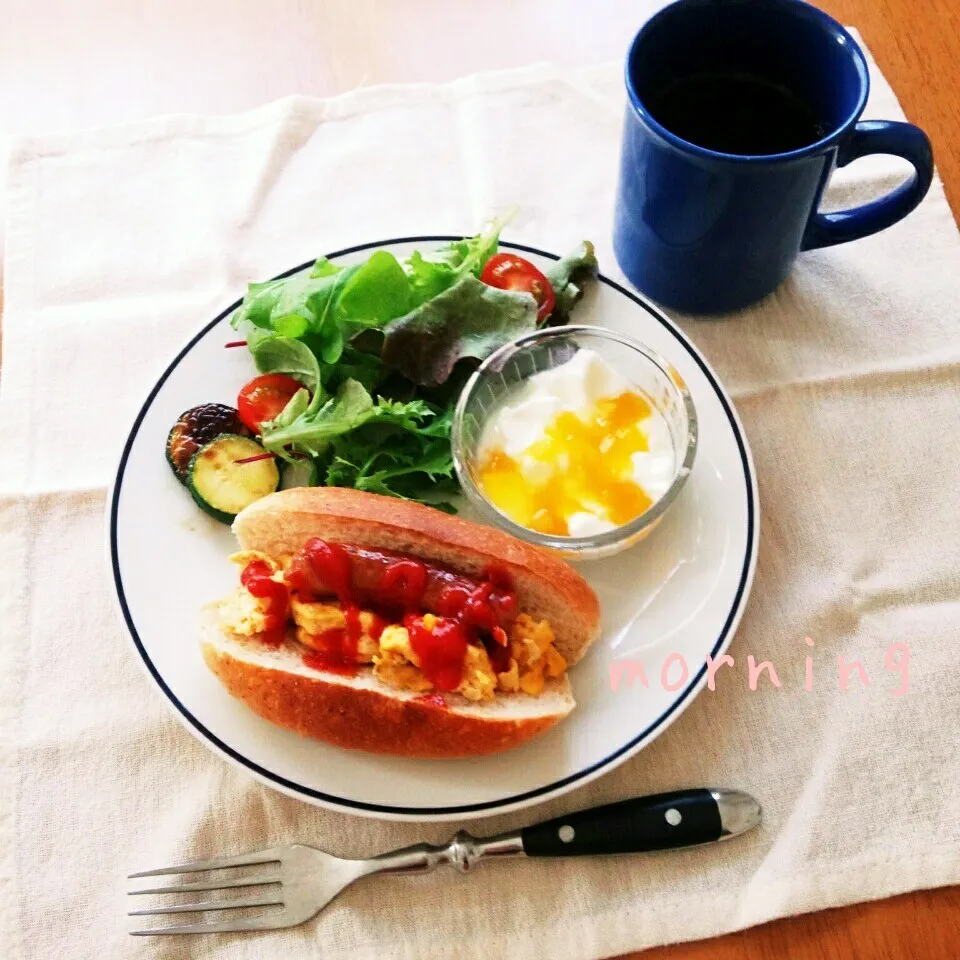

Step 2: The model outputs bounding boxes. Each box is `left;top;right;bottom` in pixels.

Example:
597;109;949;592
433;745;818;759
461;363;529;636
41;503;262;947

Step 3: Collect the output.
381;274;538;387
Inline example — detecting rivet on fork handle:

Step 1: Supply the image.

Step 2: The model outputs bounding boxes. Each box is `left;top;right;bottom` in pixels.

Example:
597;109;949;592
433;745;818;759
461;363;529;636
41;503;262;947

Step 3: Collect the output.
371;829;526;875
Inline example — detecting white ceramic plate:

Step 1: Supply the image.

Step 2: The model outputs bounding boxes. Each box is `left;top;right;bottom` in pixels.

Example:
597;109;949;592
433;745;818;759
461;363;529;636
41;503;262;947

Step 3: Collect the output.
109;237;758;822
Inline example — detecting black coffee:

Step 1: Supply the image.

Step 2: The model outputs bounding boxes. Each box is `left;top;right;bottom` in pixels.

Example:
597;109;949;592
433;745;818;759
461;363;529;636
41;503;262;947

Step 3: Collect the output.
647;71;826;155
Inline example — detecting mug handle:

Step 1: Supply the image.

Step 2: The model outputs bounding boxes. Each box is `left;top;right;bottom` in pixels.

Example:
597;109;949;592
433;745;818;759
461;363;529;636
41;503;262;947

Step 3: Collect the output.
801;120;933;251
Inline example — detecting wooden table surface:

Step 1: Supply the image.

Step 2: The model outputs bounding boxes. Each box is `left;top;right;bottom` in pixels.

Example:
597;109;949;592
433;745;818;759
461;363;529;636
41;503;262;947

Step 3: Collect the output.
1;1;957;956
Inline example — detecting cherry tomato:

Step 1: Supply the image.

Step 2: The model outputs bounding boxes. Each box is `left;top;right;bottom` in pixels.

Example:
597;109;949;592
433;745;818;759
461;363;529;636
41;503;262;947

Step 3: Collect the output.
480;253;556;323
237;374;304;433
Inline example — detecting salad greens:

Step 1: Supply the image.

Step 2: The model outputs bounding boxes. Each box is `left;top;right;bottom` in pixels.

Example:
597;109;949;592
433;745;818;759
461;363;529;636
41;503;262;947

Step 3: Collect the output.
381;274;539;387
231;219;505;365
231;224;598;507
545;241;599;324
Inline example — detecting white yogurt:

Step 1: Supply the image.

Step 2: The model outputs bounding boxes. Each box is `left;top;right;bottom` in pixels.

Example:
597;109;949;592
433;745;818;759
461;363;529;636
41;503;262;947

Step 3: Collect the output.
477;349;678;534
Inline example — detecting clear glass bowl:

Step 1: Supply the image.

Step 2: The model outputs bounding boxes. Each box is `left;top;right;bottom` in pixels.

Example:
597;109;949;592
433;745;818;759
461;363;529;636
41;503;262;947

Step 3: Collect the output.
452;325;698;560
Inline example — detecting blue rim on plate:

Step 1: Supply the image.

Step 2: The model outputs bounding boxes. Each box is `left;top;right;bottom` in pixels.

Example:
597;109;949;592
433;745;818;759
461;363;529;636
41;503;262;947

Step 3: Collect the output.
109;237;757;817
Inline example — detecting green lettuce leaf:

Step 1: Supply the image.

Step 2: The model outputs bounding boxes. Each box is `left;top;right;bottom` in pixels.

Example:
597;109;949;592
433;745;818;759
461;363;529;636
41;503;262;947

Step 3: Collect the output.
260;378;375;460
403;216;504;303
316;344;384;394
252;336;322;396
231;265;350;350
416;402;455;438
268;387;310;430
381;273;538;387
320;396;456;503
231;222;511;371
405;250;457;303
545;240;599;324
232;277;286;330
354;450;456;499
310;257;341;278
232;252;411;366
337;250;412;326
369;397;438;431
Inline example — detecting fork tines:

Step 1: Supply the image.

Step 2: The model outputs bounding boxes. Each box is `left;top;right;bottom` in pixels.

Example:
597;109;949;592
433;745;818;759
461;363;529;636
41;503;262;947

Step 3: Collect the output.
127;849;286;936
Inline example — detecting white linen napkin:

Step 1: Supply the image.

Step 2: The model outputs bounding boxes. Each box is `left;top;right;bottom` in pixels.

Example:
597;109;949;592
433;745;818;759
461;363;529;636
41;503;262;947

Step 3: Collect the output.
2;44;959;960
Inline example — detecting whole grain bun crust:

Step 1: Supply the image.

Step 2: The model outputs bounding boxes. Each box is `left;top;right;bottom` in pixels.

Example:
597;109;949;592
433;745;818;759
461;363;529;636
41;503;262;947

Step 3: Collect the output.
233;488;600;664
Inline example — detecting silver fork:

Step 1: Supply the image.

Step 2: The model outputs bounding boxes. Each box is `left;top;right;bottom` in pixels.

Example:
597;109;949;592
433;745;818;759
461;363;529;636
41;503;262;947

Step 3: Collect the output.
128;787;760;935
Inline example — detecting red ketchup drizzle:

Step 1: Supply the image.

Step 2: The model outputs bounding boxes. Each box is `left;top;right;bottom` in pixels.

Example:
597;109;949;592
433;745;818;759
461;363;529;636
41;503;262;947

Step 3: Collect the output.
301;648;352;675
404;614;468;691
419;566;519;684
484;565;518;624
301;610;364;675
378;559;428;610
378;556;472;691
281;539;520;690
436;567;516;637
303;538;353;603
365;612;387;641
240;561;289;647
301;609;388;674
285;538;365;672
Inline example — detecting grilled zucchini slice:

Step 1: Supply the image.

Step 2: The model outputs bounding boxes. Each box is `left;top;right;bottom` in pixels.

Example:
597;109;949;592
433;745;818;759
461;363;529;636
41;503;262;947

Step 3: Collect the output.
187;435;279;523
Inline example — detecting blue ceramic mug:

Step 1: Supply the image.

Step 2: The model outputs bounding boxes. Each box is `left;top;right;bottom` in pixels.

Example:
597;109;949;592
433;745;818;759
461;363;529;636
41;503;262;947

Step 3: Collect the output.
613;0;934;314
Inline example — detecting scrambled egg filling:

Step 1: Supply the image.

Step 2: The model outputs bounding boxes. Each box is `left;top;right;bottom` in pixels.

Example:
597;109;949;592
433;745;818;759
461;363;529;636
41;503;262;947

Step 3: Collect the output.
497;614;567;697
373;616;500;701
370;613;565;701
289;596;380;661
216;551;287;636
218;552;567;701
218;587;271;637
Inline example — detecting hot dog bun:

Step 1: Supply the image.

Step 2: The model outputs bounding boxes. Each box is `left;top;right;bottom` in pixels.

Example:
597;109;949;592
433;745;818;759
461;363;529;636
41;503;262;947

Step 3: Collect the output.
201;608;575;758
202;488;600;758
232;487;600;665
